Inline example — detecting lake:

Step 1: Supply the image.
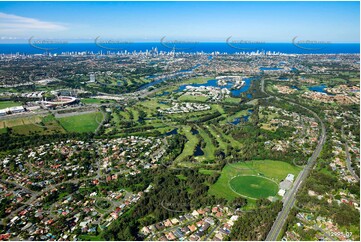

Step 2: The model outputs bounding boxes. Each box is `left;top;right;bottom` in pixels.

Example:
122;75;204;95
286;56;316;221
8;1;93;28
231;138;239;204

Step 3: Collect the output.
191;128;199;135
260;67;283;71
165;128;178;136
178;78;252;97
308;84;327;93
194;145;204;156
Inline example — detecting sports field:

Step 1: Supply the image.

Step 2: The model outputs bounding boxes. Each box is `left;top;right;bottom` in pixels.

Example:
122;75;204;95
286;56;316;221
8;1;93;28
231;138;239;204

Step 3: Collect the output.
229;175;278;199
57;111;103;133
209;160;302;200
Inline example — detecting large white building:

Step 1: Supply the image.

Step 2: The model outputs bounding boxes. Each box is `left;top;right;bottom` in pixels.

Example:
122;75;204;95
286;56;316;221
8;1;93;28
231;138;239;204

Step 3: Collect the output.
0;109;7;116
279;173;295;196
278;189;286;197
8;106;25;113
41;96;77;107
0;106;25;116
89;73;96;83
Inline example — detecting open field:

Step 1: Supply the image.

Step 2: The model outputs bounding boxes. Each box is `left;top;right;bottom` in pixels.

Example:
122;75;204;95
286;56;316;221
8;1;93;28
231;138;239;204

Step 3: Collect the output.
209;160;302;200
57;111;103;133
0;101;22;109
224;97;241;104
11;124;49;135
0;114;66;135
178;95;209;102
229;175;278;199
81;98;114;104
0;116;41;129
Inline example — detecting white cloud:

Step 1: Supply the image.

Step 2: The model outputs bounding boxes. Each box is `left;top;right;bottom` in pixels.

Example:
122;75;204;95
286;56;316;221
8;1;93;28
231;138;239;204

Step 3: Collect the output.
0;12;67;34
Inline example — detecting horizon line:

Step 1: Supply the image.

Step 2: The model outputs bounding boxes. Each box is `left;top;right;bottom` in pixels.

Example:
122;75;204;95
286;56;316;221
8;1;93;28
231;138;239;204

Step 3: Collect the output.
0;41;360;44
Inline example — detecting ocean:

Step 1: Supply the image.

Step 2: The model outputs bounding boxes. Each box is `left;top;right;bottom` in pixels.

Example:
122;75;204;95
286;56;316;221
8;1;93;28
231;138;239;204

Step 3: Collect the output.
0;43;359;55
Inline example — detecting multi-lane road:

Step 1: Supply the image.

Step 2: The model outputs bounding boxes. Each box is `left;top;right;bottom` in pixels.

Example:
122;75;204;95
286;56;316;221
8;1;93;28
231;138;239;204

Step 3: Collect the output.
260;79;327;241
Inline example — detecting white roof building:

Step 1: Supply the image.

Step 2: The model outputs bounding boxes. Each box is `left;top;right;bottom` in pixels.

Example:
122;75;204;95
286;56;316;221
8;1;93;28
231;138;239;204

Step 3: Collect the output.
278;189;286;197
0;109;7;116
286;174;295;182
9;106;25;113
192;210;199;217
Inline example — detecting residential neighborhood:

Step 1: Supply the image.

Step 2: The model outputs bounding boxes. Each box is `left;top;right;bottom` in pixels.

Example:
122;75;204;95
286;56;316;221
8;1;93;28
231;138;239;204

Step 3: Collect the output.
141;205;239;241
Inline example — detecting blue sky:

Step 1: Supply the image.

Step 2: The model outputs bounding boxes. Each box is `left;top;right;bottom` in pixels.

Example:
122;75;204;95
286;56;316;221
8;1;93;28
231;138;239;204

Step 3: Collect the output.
0;1;359;43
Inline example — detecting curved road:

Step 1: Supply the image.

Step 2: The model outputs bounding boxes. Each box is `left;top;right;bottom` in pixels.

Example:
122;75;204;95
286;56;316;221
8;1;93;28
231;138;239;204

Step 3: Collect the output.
261;79;327;241
341;126;359;181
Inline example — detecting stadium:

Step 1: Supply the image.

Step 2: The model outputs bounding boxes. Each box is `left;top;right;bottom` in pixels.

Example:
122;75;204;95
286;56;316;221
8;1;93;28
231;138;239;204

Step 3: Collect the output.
41;96;77;107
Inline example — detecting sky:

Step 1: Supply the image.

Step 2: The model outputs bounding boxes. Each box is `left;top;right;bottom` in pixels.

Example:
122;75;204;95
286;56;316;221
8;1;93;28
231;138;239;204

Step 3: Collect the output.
0;1;359;43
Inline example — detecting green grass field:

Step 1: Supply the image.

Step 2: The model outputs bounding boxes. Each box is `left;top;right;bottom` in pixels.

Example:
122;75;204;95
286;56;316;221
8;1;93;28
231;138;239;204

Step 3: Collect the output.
205;125;228;151
0;101;22;109
197;126;216;162
0;115;66;135
224;97;241;104
178;95;209;102
229;175;278;199
11;123;65;135
175;126;199;163
81;98;115;104
220;109;250;125
57;112;103;133
78;235;104;241
180;77;210;85
212;124;242;148
0;116;40;129
209;160;302;200
81;98;103;104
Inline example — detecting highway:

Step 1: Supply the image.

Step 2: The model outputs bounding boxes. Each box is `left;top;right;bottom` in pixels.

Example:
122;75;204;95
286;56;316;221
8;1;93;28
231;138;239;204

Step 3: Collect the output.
260;79;327;241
